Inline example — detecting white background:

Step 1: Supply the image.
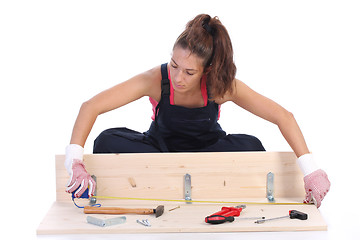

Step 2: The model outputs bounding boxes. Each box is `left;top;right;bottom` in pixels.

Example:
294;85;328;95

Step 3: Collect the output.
1;0;359;239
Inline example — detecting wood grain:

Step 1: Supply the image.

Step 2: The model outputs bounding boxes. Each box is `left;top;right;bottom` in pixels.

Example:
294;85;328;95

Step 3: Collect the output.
55;152;304;202
37;202;327;234
37;152;327;234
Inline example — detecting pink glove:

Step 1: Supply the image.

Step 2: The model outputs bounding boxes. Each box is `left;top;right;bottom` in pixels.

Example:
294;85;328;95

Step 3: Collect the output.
303;169;330;208
66;159;96;198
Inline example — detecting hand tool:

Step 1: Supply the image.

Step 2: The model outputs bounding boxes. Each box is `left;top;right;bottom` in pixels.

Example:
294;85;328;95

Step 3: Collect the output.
86;216;126;227
205;215;265;224
239;216;265;221
70;175;97;200
210;205;246;217
254;210;308;224
72;187;89;199
84;205;164;218
205;205;246;224
205;215;235;224
71;175;97;207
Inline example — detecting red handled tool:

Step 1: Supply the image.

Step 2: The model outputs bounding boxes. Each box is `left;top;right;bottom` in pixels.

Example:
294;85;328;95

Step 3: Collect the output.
205;215;235;224
205;205;246;224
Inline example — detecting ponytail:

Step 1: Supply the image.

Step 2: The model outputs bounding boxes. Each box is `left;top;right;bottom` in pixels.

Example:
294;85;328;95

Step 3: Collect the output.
174;14;236;99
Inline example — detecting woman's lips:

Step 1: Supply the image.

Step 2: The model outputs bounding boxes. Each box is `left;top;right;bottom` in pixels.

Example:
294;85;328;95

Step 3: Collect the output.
174;82;184;89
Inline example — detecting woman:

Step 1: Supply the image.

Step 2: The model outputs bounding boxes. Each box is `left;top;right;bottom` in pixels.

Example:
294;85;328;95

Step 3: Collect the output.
65;14;330;207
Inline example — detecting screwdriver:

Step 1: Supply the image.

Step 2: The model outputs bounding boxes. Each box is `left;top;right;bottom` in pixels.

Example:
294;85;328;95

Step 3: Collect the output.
255;210;308;224
205;215;235;224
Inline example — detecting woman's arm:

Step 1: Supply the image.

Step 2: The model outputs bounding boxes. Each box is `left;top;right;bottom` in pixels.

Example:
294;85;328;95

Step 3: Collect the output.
222;79;330;208
65;65;161;198
225;79;309;157
70;65;161;147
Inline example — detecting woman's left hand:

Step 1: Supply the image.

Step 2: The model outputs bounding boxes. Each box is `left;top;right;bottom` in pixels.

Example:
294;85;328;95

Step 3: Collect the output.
297;153;330;208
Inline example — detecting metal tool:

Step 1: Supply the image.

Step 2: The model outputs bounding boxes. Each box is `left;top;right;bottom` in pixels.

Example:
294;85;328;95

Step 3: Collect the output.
254;210;308;224
84;205;165;218
310;192;318;206
205;205;246;224
136;219;151;227
86;216;126;227
239;216;265;220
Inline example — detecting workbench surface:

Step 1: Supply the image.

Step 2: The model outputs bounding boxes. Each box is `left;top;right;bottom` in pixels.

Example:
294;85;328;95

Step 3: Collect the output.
38;152;327;235
37;201;326;234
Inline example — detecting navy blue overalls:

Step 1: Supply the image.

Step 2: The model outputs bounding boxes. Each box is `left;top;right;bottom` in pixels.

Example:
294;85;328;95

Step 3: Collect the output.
93;63;265;153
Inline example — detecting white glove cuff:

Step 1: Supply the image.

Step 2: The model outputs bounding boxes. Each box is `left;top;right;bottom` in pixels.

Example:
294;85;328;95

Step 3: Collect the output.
296;153;319;177
65;144;84;175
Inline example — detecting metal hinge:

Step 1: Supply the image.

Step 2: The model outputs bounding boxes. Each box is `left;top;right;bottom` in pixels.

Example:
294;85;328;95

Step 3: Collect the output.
184;173;192;204
266;172;275;202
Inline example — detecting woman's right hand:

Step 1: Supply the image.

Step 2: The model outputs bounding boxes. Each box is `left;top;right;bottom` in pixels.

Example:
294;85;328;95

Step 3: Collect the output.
65;144;95;198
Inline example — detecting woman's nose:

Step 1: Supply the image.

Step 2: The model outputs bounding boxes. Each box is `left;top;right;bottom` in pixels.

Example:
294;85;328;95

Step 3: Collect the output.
174;70;184;83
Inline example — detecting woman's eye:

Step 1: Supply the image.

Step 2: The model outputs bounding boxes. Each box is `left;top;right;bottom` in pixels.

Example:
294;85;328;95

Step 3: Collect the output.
187;72;194;76
171;64;177;69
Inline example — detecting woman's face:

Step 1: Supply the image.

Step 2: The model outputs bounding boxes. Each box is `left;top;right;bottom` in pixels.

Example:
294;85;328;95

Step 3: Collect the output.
170;46;205;93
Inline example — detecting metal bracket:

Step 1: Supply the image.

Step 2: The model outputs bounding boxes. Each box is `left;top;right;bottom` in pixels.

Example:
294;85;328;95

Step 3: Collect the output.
266;172;275;202
87;216;126;227
184;173;192;203
90;175;97;205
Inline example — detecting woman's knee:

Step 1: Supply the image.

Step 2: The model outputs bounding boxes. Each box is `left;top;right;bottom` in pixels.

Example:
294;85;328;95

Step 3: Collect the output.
225;134;265;151
244;134;265;151
93;128;160;154
93;129;116;153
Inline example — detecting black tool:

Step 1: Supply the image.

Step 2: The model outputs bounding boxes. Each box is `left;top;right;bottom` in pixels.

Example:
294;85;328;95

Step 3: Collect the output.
254;210;308;224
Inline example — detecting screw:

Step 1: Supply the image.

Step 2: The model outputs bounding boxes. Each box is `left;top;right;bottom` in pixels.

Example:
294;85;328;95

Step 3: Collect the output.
136;219;151;227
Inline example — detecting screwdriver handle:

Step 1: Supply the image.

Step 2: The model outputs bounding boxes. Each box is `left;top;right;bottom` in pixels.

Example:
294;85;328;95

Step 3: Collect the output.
205;215;235;224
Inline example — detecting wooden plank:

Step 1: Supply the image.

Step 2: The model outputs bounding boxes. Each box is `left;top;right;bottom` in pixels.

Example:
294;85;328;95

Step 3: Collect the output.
55;152;305;202
38;152;328;234
37;201;327;234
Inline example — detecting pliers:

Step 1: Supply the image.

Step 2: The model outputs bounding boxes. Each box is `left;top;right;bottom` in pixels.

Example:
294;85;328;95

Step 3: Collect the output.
205;205;246;224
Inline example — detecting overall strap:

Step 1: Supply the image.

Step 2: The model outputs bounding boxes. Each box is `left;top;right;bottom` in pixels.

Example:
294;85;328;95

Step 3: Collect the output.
154;63;170;120
153;63;170;152
160;63;170;96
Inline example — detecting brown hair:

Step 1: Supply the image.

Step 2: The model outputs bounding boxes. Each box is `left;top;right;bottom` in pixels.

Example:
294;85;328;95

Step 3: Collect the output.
174;14;236;99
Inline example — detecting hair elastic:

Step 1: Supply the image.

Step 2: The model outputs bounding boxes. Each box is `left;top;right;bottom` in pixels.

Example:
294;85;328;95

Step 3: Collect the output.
202;21;214;36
